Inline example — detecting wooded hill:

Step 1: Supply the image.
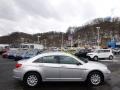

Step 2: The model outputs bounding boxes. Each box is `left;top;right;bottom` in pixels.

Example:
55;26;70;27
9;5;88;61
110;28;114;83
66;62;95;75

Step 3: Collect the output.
0;17;120;47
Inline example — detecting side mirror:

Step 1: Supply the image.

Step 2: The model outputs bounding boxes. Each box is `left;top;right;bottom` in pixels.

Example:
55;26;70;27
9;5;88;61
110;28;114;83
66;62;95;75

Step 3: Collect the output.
76;62;81;65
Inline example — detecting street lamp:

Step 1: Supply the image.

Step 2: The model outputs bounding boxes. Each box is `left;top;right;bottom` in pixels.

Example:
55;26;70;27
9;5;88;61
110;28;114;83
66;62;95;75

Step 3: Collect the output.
61;33;63;49
70;28;74;49
110;8;115;22
96;27;100;48
37;36;41;44
44;39;46;49
78;35;80;48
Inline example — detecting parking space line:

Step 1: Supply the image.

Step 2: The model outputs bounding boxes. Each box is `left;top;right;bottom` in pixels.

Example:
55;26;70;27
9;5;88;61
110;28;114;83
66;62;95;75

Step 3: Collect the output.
99;60;119;62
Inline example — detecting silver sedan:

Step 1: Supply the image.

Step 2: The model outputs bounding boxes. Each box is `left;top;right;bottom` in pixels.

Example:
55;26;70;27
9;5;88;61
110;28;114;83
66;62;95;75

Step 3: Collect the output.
13;52;111;87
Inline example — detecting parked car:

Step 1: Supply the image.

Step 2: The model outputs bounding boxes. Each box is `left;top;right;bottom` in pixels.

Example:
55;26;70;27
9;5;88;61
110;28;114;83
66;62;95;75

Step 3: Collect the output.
50;47;59;51
23;49;42;59
74;49;91;58
14;49;42;61
87;49;114;61
0;47;9;55
13;52;111;87
112;48;120;55
14;50;28;61
8;50;17;59
2;50;10;58
0;45;9;54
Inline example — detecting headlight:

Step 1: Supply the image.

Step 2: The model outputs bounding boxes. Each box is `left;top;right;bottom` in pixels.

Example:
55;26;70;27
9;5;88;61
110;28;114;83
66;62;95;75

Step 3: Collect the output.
104;67;111;74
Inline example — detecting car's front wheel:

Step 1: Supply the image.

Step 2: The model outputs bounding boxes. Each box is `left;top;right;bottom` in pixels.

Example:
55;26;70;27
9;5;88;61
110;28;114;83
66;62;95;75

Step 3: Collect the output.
93;56;98;61
23;72;41;87
87;71;104;86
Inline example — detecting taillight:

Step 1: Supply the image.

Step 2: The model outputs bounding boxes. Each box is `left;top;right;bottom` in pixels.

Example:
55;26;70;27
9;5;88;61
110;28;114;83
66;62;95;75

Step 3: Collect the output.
16;63;22;68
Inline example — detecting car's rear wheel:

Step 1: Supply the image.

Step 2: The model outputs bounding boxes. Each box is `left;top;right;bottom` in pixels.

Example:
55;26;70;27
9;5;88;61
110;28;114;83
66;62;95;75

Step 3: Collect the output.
93;56;98;61
109;55;113;60
87;71;104;86
23;72;41;87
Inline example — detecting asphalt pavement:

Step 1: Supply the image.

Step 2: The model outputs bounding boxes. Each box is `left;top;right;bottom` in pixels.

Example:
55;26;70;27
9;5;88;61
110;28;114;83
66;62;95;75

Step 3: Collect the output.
0;56;120;90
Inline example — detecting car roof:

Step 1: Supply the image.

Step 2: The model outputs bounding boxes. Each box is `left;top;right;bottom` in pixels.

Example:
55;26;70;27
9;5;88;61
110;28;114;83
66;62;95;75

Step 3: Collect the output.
29;51;69;59
38;51;72;57
18;51;85;64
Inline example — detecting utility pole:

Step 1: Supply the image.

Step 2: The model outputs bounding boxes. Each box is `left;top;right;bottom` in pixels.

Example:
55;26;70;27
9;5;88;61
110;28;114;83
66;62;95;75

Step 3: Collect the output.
44;39;46;49
96;27;100;49
37;36;40;44
61;33;63;49
78;35;80;48
110;8;115;22
70;28;74;49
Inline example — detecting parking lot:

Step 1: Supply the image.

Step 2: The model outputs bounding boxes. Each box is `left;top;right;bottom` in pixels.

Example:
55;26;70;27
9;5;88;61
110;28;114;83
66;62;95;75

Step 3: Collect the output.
0;56;120;90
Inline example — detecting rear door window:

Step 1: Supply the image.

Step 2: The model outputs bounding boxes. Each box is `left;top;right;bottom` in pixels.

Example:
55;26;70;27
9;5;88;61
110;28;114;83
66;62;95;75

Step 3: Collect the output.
34;55;59;64
59;56;80;65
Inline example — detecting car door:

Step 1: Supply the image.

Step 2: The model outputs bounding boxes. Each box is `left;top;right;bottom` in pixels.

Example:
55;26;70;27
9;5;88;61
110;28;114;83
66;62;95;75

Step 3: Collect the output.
97;50;104;58
59;55;85;81
34;55;61;81
103;50;111;58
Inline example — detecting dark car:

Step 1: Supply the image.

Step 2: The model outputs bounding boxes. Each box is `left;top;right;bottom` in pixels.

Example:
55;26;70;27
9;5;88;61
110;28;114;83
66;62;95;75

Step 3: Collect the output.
8;50;17;59
15;49;42;61
74;49;91;59
14;50;28;61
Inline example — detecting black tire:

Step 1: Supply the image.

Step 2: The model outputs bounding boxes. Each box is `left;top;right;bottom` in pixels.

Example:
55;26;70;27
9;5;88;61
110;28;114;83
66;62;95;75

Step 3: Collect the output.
23;72;41;87
109;55;113;60
14;59;19;61
87;71;104;86
93;56;98;61
118;52;120;55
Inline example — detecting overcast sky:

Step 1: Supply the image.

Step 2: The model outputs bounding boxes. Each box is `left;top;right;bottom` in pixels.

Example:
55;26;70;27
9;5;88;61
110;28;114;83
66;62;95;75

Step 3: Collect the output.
0;0;120;36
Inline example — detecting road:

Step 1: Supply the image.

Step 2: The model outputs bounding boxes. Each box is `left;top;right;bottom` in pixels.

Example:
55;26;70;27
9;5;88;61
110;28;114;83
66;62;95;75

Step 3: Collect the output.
0;56;120;90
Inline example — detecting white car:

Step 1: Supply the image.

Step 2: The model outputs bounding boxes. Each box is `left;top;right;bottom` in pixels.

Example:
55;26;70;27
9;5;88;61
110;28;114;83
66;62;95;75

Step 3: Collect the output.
87;49;114;61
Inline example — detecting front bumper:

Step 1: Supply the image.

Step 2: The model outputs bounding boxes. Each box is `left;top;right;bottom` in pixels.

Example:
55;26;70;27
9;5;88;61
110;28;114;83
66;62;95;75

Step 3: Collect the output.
8;55;15;59
104;70;111;81
14;56;23;61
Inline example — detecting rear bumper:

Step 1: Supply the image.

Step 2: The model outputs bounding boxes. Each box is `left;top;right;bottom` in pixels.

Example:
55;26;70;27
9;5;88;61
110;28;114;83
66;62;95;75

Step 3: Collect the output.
13;69;24;81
